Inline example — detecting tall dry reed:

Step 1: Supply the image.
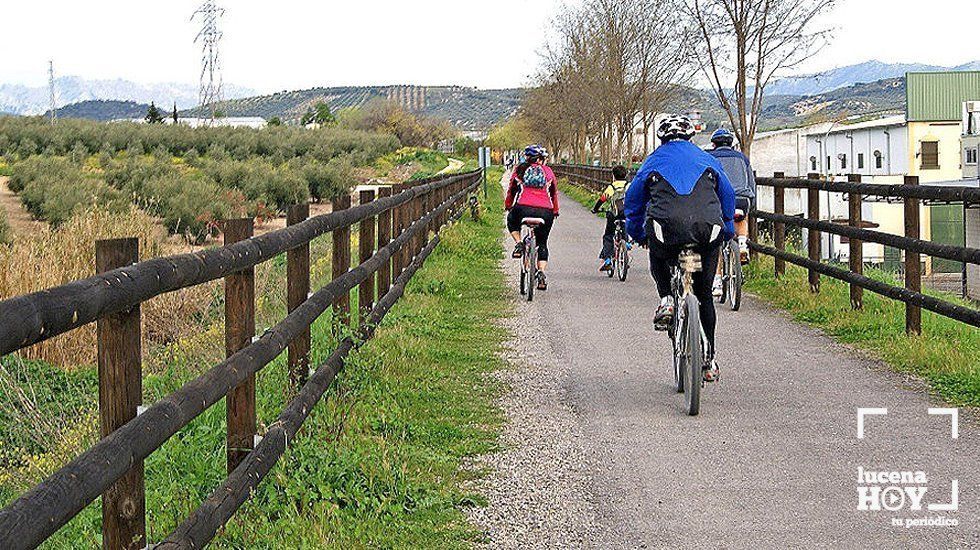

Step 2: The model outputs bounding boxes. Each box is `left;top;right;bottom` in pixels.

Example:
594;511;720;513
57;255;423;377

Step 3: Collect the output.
0;205;216;368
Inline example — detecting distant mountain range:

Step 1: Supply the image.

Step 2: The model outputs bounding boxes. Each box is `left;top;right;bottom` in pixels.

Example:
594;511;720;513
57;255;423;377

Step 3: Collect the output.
4;59;977;132
765;59;980;96
181;85;523;130
0;76;255;116
44;100;158;122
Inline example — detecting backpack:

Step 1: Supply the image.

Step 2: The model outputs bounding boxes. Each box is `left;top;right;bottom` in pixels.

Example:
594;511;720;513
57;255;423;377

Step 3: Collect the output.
523;164;548;189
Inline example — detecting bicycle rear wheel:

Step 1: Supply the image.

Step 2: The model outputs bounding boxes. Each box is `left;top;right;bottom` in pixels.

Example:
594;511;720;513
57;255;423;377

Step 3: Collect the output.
671;307;684;394
728;241;743;312
526;236;537;302
617;242;629;282
682;295;702;416
717;247;728;304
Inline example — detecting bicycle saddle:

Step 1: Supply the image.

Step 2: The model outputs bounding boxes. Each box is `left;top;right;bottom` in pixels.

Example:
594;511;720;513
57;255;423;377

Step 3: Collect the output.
522;217;546;227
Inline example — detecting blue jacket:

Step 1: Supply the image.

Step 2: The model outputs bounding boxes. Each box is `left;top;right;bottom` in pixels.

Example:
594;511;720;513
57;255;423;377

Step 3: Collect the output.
625;140;736;243
708;146;756;200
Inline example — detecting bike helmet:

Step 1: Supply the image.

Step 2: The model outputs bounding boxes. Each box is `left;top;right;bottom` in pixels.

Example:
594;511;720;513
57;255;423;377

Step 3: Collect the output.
524;144;548;160
657;115;696;142
710;128;735;147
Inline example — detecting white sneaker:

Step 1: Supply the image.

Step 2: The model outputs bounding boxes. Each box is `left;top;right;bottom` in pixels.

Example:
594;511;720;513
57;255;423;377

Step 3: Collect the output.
654;296;675;331
712;275;723;298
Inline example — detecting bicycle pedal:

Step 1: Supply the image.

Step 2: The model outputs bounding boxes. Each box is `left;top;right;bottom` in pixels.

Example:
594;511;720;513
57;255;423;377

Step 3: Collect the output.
654;320;671;332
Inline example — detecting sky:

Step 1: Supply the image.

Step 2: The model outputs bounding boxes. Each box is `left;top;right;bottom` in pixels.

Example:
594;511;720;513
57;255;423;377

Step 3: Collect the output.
0;0;977;91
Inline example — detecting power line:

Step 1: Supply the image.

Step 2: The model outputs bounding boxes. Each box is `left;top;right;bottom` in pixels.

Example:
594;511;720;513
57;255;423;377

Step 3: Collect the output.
192;0;225;123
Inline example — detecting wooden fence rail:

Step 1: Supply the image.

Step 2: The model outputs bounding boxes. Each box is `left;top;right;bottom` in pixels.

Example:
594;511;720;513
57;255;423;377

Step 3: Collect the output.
0;170;481;550
554;164;979;334
754;173;978;333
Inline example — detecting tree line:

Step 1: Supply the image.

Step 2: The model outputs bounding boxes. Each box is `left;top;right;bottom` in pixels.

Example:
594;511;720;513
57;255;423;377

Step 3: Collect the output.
497;0;834;162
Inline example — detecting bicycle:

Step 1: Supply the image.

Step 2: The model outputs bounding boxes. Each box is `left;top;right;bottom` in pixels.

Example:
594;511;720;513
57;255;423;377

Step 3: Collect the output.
609;219;632;282
667;247;710;416
518;217;544;302
717;239;743;311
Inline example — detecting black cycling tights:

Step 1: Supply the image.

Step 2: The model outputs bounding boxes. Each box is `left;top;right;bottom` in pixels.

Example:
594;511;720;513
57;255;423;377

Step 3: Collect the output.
507;206;555;262
648;244;721;358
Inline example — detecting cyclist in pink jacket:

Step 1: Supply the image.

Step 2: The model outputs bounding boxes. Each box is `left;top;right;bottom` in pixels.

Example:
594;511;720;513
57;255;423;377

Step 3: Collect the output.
505;145;560;290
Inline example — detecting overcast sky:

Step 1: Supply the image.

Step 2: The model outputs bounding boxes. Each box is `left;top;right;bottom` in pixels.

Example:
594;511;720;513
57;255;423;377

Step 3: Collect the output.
1;0;977;91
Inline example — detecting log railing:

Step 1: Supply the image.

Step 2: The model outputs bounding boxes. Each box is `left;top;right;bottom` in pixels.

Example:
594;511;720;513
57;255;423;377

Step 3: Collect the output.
554;163;979;333
754;173;979;332
0;170;481;550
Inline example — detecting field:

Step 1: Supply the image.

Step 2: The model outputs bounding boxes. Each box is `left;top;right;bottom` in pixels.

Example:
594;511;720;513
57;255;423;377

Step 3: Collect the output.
0;166;508;546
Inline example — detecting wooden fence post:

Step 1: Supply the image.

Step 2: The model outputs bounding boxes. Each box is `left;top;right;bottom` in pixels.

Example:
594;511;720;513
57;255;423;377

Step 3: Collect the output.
378;187;393;297
286;204;310;389
392;184;405;277
96;238;145;550
359;190;376;323
848;174;864;310
807;173;821;292
224;218;256;473
773;172;786;278
332;194;352;325
904;176;922;334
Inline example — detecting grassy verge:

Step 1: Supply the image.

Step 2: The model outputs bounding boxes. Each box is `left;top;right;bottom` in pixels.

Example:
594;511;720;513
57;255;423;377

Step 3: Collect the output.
2;171;509;547
745;257;980;405
557;179;601;218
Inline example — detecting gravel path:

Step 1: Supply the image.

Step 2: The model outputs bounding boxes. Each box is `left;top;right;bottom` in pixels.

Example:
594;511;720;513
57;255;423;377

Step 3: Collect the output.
469;175;979;548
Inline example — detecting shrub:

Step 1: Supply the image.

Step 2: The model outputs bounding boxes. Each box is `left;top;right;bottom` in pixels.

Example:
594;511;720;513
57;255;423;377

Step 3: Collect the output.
299;156;353;202
11;156;125;226
0;209;10;245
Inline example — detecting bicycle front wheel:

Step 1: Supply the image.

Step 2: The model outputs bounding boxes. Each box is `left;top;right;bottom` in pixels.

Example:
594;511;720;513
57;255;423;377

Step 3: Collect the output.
683;294;702;416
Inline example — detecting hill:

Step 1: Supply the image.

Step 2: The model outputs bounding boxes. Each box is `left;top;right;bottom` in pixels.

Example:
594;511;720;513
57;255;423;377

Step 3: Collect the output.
184;85;523;130
43;100;158;122
0;76;254;116
758;77;906;130
766;59;980;96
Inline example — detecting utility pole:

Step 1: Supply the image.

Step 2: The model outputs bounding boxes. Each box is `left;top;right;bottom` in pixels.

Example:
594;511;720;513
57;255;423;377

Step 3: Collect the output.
192;0;224;124
48;60;57;125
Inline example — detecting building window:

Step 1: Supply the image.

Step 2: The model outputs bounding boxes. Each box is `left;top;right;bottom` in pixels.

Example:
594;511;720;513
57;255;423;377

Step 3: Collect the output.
827;156;831;172
810;156;817;171
966;147;978;165
839;154;847;170
921;141;940;169
857;153;865;169
874;150;884;169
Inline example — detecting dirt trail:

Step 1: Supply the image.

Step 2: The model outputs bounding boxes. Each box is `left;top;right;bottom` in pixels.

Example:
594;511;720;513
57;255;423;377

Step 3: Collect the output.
0;177;43;235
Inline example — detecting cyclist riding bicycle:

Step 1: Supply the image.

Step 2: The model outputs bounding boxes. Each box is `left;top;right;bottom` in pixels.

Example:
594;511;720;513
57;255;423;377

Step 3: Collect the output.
506;145;560;291
707;128;756;297
591;165;631;272
624;115;736;381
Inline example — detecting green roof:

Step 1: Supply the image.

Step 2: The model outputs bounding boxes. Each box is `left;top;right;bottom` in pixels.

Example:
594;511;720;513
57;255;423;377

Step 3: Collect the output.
906;71;980;122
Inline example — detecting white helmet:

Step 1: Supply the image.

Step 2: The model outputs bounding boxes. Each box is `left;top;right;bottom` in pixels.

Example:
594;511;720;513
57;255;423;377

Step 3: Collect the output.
657;115;696;142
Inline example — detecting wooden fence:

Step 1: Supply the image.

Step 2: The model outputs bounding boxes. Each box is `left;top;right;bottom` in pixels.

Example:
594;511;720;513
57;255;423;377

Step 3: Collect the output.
753;173;979;333
0;170;482;550
554;164;979;333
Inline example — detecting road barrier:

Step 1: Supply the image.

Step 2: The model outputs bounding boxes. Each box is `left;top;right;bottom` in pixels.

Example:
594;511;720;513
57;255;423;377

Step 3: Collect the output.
555;164;979;333
0;170;481;550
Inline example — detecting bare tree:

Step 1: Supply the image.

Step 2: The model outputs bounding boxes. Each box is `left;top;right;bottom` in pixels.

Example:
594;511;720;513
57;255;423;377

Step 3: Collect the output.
528;0;689;162
686;0;834;158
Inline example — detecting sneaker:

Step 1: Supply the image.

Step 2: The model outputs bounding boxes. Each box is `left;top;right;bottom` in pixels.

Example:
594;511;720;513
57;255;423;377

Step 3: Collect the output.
536;271;548;291
512;242;523;259
599;259;613;272
703;359;721;383
712;275;723;298
654;296;675;331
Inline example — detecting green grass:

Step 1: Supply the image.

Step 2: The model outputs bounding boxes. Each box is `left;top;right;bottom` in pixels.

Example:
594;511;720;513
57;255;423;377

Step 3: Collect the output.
557;179;602;218
745;257;980;405
1;170;510;547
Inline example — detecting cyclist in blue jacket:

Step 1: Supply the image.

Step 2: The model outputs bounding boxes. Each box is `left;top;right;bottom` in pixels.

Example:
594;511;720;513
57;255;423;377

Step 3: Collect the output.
625;115;736;381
